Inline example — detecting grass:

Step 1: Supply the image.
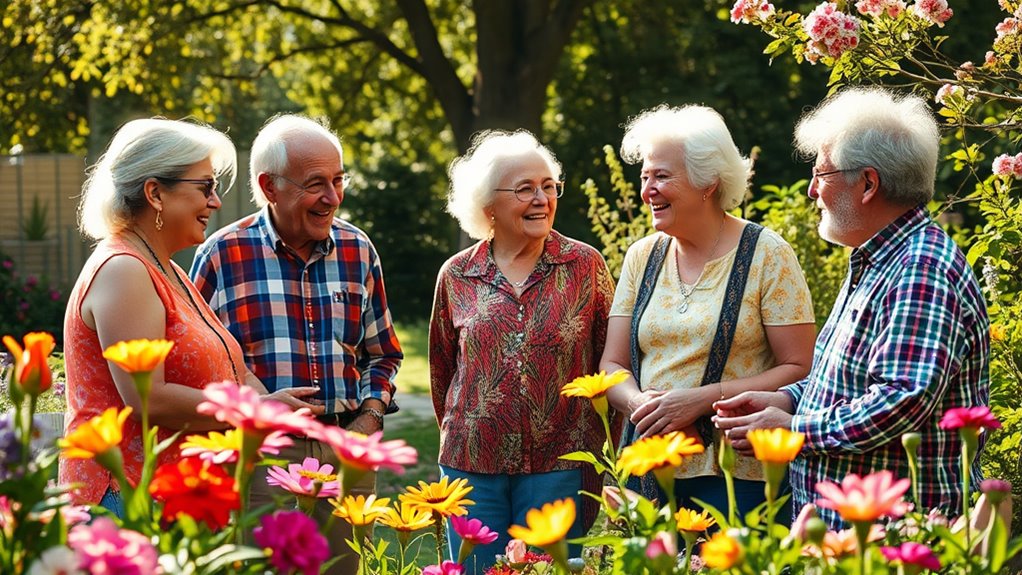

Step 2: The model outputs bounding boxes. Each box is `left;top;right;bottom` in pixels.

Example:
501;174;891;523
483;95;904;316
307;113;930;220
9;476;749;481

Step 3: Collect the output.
393;321;430;395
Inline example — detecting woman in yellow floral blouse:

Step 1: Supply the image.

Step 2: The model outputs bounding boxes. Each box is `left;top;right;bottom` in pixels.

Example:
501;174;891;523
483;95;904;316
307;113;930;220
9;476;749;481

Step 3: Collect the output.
600;104;816;521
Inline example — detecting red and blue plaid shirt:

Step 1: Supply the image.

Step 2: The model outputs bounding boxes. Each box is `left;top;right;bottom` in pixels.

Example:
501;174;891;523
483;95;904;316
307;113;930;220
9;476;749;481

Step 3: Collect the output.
190;208;402;413
783;205;990;528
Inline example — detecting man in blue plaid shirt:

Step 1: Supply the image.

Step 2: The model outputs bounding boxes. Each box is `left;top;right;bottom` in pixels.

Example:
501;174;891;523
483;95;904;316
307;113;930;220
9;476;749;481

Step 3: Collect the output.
714;87;990;529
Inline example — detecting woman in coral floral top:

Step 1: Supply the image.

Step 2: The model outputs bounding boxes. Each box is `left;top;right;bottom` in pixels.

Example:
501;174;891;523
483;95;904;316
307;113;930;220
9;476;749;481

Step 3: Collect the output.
430;130;615;574
62;119;320;514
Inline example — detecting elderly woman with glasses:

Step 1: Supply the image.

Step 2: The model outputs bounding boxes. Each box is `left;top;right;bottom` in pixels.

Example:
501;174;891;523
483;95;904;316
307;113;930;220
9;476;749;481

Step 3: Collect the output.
62;118;319;515
599;105;817;521
429;130;615;574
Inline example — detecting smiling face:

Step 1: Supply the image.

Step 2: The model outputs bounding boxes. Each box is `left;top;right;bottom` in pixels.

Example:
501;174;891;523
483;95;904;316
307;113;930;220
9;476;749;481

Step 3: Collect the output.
639;145;704;235
263;135;344;258
157;157;222;251
487;151;558;245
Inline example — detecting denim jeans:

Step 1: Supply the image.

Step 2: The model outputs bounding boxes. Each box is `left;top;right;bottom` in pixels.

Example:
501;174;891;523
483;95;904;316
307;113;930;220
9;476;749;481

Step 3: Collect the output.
439;466;584;575
99;486;125;519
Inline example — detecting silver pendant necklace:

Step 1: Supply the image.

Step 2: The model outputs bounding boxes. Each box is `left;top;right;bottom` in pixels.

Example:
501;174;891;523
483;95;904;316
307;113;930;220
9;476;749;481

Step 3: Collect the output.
677;216;727;314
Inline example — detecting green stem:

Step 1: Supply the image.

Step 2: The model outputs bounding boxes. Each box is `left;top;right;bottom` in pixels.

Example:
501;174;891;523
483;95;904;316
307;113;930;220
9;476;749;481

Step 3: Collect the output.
853;521;870;575
962;437;976;553
433;511;446;564
21;394;37;468
234;431;260;545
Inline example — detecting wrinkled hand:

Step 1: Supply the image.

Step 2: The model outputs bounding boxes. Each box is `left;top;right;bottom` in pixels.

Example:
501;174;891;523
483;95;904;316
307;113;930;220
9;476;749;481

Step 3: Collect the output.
632;388;707;438
712;391;793;455
262;386;326;416
347;412;382;435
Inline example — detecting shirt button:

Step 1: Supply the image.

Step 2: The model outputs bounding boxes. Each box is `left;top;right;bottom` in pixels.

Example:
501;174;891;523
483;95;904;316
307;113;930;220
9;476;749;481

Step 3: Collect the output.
519;305;524;312
517;360;523;367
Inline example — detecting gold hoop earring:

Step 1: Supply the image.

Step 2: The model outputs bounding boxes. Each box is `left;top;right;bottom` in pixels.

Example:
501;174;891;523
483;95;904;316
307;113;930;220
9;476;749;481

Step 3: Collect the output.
155;210;164;231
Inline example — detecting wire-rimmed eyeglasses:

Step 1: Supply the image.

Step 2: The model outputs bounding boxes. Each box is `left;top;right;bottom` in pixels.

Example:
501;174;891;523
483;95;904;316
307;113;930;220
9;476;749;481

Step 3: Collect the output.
494;180;564;202
269;172;351;196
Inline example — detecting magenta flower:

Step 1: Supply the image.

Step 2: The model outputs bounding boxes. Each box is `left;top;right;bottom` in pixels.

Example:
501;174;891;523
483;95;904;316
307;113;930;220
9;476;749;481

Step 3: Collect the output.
803;2;862;63
452;516;499;545
254;510;330;575
981;479;1013;505
267;457;341;498
197;381;320;437
312;426;418;474
730;0;775;23
422;560;465;575
939;406;1001;431
68;517;159;575
880;542;941;571
645;531;678;560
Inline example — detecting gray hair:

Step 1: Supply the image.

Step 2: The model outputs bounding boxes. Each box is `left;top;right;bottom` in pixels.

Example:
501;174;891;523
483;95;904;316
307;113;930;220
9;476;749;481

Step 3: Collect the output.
794;87;938;205
620;104;752;211
249;114;344;207
447;130;562;240
79;118;237;240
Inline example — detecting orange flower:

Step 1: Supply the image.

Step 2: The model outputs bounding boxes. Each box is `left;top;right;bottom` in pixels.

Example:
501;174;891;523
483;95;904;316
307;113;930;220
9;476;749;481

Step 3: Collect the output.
990;323;1006;342
59;407;132;459
675;507;716;533
701;531;743;569
150;456;239;530
617;431;704;477
3;332;56;396
747;428;805;463
815;470;910;523
102;339;174;374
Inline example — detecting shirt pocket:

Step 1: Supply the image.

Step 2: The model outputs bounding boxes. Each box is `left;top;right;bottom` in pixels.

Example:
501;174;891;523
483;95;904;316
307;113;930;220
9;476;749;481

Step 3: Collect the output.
331;286;366;347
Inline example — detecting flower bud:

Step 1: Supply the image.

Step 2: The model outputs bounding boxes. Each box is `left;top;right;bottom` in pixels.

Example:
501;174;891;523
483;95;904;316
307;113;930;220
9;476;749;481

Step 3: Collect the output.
901;432;921;454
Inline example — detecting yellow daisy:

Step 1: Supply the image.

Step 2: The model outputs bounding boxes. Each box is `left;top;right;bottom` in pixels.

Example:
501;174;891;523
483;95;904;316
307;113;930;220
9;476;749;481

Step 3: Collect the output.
747;428;805;463
102;339;174;374
675;507;716;533
398;476;475;518
618;431;704;477
378;501;434;532
507;498;576;548
59;406;132;459
560;370;629;399
330;494;391;526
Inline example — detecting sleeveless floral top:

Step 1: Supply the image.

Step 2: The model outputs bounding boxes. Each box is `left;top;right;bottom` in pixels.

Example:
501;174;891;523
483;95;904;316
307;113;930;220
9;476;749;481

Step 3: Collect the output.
61;235;246;504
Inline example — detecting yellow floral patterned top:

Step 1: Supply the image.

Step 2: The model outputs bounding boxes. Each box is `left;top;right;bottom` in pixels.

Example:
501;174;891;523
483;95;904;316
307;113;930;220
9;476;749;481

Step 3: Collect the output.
610;225;814;480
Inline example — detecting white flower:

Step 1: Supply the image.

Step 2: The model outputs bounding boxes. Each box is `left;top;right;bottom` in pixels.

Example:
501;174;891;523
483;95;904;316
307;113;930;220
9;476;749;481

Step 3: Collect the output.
27;546;82;575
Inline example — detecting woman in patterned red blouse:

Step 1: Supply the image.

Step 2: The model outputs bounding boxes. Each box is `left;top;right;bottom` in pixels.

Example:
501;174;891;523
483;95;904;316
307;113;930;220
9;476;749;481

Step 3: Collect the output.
429;130;616;574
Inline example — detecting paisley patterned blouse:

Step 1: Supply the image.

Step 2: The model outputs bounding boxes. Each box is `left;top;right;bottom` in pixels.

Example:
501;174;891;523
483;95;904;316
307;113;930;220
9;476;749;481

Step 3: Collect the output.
61;236;247;504
429;231;616;474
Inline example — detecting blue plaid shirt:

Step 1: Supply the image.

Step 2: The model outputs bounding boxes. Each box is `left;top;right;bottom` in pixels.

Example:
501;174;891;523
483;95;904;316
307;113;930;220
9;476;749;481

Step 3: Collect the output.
783;205;989;528
190;208;403;414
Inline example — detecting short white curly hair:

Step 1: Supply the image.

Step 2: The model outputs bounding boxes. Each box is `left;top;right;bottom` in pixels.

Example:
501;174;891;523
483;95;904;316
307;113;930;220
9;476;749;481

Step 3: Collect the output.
620;104;751;211
446;130;562;240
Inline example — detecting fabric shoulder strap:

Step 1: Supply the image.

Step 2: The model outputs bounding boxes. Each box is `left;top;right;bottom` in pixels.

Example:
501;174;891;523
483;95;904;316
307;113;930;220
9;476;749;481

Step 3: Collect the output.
629;235;671;382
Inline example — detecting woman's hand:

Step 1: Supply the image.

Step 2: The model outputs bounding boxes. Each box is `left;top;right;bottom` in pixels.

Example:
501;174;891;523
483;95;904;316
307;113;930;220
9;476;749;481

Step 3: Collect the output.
632;387;713;438
262;386;326;416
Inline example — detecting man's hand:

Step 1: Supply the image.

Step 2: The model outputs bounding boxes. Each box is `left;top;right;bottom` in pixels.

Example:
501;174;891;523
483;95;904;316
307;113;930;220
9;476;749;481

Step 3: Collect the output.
263;386;325;416
713;391;794;455
348;399;386;435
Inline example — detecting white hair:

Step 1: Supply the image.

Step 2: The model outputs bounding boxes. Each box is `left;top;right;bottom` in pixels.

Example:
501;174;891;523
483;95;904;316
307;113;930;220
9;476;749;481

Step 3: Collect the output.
794;87;938;205
620;104;752;211
79;118;237;240
249;114;344;207
447;130;562;240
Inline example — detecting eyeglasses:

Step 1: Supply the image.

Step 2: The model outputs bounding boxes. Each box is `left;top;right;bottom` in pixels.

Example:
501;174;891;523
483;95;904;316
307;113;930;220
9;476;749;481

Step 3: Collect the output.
156;177;219;198
269;172;351;196
810;167;861;183
494;180;564;202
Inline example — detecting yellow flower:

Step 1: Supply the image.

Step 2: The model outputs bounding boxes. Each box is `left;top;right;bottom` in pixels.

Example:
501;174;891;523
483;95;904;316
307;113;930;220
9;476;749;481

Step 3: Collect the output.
991;324;1006;342
618;431;704;477
507;498;576;548
399;476;475;518
378;501;434;532
102;339;175;374
58;407;132;459
330;494;391;526
675;507;716;533
560;370;629;399
701;531;743;569
747;428;805;463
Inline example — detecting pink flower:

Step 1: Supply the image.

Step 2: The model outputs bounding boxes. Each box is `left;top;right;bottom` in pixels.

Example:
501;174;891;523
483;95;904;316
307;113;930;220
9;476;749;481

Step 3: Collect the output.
803;3;862;62
505;539;527;563
312;426;417;474
197;381;320;437
910;0;952;26
935;84;965;105
996;17;1020;40
267;457;340;498
26;546;80;575
992;154;1017;176
68;517;159;575
452;516;500;545
881;542;941;571
254;510;330;575
855;0;905;18
180;429;293;465
730;0;776;23
423;560;465;575
939;406;1002;431
815;470;910;523
646;531;678;559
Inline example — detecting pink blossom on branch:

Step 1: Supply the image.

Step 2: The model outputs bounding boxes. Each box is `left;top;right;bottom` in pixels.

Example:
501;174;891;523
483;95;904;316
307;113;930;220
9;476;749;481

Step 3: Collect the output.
855;0;906;18
935;83;966;105
731;0;776;24
910;0;953;27
803;3;862;63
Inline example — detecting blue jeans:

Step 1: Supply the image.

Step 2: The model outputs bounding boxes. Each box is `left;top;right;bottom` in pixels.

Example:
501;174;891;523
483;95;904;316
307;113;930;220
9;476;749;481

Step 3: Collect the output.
99;486;125;519
440;466;584;575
